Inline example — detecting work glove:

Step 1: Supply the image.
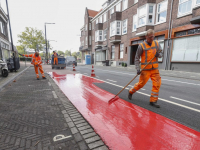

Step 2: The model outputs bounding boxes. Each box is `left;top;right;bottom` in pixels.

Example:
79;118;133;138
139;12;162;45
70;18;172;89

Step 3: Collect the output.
137;70;141;75
155;52;159;57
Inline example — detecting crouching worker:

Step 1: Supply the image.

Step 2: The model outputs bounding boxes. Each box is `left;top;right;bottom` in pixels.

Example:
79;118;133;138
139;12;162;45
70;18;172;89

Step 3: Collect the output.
128;29;163;108
19;52;46;80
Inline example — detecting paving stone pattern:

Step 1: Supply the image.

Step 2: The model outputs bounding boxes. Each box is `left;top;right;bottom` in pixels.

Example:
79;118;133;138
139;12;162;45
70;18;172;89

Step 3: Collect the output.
0;68;109;150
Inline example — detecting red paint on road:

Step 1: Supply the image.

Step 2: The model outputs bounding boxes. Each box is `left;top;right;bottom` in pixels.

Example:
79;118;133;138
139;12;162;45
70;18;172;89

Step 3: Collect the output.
50;72;200;150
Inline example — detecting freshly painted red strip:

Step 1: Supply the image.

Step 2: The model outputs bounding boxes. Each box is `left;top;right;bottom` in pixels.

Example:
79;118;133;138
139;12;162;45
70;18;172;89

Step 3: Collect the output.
50;72;200;150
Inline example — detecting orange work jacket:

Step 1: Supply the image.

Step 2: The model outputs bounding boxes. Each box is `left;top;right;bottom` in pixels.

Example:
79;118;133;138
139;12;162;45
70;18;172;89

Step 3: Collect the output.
140;40;159;70
54;53;58;58
23;53;42;65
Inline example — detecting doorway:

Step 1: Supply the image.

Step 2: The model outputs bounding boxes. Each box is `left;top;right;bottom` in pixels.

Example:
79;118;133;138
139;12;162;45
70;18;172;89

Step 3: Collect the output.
130;45;138;65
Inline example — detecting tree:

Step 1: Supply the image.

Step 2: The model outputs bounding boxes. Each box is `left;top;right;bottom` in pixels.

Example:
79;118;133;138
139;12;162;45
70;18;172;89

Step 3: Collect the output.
65;50;71;56
57;50;64;56
16;45;25;56
71;52;77;60
17;27;46;51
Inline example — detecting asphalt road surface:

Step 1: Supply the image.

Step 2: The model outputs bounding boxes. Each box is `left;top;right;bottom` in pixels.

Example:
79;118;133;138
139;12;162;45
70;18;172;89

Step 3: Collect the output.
67;65;200;132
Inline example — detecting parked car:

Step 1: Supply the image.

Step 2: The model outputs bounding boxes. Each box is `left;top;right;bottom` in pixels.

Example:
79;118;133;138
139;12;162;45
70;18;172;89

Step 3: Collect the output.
65;56;77;66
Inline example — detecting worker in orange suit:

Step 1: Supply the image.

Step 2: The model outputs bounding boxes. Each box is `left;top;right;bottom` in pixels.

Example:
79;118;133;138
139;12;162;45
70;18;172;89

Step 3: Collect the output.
128;29;163;108
19;52;46;80
53;51;58;65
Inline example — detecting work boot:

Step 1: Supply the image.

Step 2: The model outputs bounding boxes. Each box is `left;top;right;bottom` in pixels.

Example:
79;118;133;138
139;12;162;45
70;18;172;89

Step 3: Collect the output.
42;77;46;79
37;78;40;80
150;102;160;108
128;91;133;100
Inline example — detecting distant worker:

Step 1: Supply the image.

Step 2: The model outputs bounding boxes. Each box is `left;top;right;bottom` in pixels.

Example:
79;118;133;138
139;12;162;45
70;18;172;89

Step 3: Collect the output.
128;29;163;108
19;52;46;80
53;51;58;65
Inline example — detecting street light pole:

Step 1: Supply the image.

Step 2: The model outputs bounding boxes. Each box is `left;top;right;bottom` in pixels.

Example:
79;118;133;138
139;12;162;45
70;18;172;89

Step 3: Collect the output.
44;23;55;64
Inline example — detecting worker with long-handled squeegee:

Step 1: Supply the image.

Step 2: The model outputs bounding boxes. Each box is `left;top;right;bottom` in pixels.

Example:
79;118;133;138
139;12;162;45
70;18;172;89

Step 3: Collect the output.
128;29;163;108
108;29;163;107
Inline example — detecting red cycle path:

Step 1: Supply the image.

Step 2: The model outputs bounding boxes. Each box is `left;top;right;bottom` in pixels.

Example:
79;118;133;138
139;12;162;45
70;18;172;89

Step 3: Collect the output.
50;72;200;150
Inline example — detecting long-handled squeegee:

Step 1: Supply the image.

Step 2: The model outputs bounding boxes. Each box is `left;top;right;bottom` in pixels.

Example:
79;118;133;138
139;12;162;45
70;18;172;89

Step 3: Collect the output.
108;50;161;104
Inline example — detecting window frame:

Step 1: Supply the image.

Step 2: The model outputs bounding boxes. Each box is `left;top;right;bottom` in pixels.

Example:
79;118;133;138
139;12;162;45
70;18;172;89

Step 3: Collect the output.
134;0;138;4
85;36;87;45
99;15;102;23
110;7;114;19
116;2;121;12
104;29;107;41
103;13;107;23
138;5;147;27
156;0;168;24
89;36;91;45
89;23;91;30
120;43;124;59
111;45;115;59
110;21;121;37
122;0;128;11
132;14;137;32
85;24;87;31
177;0;192;17
122;19;127;35
95;30;103;42
148;4;155;25
96;18;98;24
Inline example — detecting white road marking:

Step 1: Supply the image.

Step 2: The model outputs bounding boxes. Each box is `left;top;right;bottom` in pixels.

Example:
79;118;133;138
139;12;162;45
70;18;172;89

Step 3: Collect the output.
48;82;52;86
162;79;199;86
96;76;99;78
33;89;51;92
190;76;195;77
106;79;117;82
170;96;200;106
128;85;145;90
83;74;200;113
83;73;88;75
52;91;58;99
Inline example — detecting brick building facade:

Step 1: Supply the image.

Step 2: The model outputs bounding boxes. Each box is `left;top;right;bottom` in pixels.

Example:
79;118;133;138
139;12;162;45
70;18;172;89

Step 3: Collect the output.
80;0;200;72
0;5;12;62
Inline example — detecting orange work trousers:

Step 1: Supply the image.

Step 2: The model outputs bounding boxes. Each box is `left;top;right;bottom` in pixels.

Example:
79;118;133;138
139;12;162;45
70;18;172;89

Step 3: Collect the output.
54;58;58;65
34;64;45;79
129;69;161;102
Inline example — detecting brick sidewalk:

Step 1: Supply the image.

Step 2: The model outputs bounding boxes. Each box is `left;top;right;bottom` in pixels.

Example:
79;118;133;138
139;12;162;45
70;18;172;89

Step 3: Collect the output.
0;67;108;150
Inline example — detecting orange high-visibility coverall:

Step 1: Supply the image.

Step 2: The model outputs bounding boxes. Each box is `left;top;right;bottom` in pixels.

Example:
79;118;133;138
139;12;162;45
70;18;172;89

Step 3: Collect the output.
129;40;162;102
53;53;58;65
23;53;45;79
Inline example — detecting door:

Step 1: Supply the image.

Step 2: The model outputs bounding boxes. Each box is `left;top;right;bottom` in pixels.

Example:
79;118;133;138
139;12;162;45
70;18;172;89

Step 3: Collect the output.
130;45;138;65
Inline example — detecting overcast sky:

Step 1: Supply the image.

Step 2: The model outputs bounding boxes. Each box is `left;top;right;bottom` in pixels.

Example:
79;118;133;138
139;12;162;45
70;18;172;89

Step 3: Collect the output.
0;0;105;53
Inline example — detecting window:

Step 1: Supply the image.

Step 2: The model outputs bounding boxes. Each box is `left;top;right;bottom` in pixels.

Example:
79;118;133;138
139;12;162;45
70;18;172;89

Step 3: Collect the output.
122;19;127;34
178;0;192;16
122;0;128;11
172;35;200;62
134;0;138;3
99;16;102;23
148;5;154;24
85;37;87;45
104;29;107;41
120;44;124;59
111;45;115;59
95;30;103;42
110;21;121;36
157;0;167;23
116;3;121;12
110;7;114;18
138;5;146;26
197;0;200;5
85;24;87;31
96;19;98;24
104;13;107;22
89;36;91;45
133;14;137;31
96;51;106;61
89;23;91;30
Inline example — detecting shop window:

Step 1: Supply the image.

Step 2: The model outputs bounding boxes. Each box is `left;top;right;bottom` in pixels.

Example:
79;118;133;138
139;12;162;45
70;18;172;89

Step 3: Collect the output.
178;0;192;17
188;28;200;35
96;51;106;61
172;35;200;62
176;31;187;37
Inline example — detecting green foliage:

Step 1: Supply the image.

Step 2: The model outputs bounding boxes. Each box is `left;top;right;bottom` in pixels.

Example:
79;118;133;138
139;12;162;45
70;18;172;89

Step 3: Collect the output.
124;63;127;67
72;52;77;60
17;27;46;51
122;62;124;66
57;50;64;56
65;50;71;56
16;45;25;57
